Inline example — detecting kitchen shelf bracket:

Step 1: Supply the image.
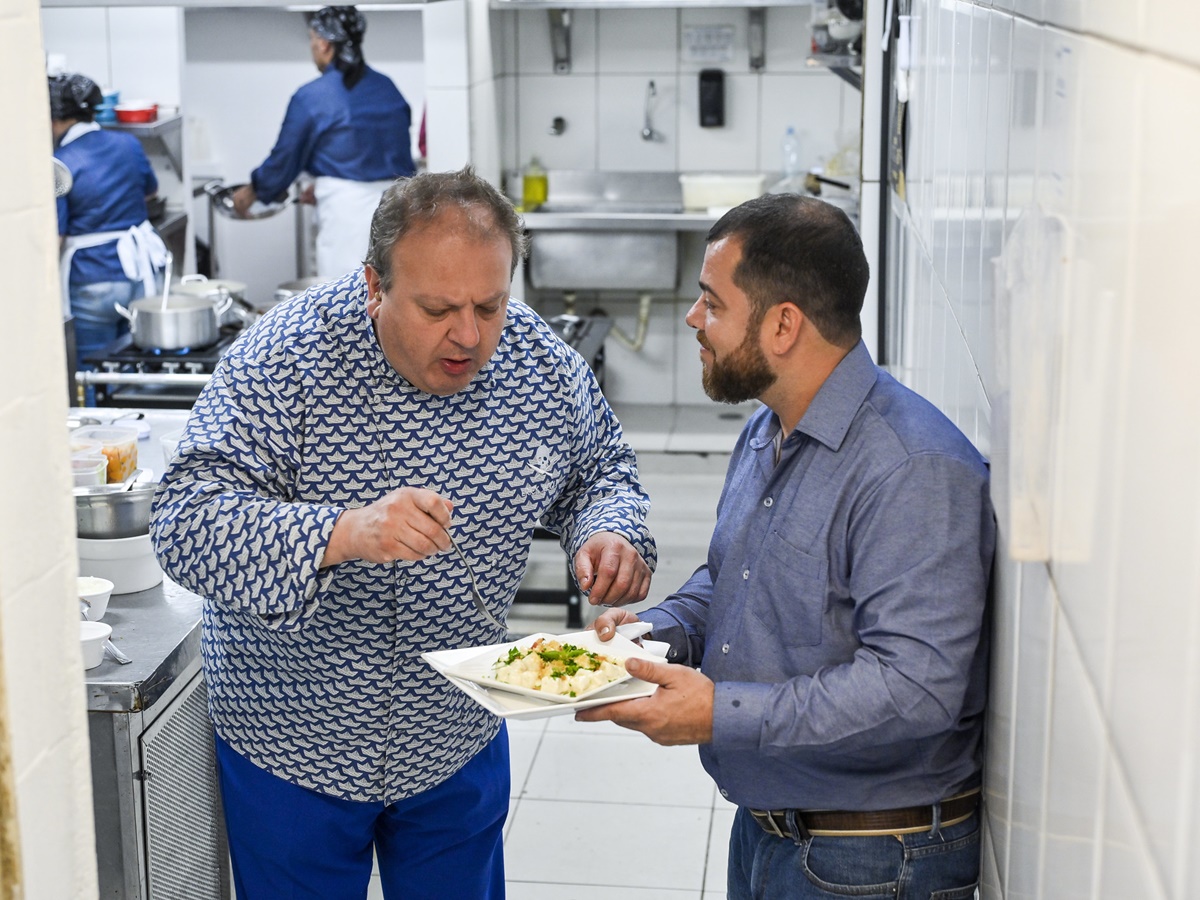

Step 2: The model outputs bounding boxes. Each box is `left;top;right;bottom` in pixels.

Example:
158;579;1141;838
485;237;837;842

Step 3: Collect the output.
549;9;571;74
748;7;766;70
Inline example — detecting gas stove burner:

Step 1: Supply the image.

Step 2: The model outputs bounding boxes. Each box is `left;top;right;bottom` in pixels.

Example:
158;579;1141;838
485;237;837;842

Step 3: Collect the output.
81;326;243;409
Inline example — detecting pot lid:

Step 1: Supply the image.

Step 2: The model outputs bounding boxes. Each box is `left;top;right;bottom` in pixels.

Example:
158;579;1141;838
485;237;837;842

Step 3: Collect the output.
174;278;247;298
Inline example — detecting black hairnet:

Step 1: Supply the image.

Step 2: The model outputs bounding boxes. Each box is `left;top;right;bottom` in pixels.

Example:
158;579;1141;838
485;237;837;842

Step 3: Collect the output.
48;73;103;123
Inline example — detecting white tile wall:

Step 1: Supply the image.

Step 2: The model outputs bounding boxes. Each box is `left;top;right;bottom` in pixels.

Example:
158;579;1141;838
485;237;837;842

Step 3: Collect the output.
482;4;863;406
2;0;101;893
888;1;1200;896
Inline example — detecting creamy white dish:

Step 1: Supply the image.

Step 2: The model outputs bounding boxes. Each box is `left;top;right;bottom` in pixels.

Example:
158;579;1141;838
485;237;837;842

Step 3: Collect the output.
492;638;626;698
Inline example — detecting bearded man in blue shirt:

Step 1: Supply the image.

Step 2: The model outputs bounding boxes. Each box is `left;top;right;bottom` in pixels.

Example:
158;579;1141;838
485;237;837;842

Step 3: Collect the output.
581;193;996;900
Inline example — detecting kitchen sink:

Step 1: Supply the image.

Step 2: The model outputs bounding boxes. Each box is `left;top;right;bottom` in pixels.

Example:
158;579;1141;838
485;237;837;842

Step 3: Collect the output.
517;171;688;292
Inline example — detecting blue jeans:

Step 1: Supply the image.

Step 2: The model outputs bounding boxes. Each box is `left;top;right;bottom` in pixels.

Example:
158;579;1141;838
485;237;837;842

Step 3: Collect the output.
215;727;509;900
728;805;980;899
69;279;145;369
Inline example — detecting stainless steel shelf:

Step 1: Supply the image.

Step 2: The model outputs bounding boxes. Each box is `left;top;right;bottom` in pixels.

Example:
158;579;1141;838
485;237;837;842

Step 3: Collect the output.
101;113;184;176
807;54;863;91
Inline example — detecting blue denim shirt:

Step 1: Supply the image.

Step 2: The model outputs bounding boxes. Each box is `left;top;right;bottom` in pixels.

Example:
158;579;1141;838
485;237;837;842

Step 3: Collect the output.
640;342;995;811
251;66;415;203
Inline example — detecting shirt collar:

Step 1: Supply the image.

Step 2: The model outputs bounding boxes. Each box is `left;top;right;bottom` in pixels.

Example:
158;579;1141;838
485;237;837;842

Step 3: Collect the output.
794;340;878;452
59;121;100;148
748;340;878;455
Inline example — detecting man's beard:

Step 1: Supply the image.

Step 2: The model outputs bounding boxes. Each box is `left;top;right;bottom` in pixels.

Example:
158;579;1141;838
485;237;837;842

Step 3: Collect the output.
699;327;776;404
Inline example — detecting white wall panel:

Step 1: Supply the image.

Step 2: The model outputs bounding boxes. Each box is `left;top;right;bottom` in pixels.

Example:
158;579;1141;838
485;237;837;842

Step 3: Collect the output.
886;2;1200;897
596;8;677;75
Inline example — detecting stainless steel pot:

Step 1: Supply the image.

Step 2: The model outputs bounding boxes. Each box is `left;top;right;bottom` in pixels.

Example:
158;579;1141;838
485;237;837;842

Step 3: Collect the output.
75;483;158;539
175;275;250;327
273;277;324;305
116;294;233;350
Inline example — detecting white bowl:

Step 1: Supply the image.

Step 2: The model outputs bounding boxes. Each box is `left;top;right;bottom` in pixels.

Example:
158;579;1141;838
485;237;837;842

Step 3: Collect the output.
827;18;863;42
78;575;114;620
78;534;163;594
80;620;112;670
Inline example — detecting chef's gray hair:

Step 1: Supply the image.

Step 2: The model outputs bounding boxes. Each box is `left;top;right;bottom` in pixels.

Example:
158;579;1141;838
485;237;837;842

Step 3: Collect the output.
365;167;528;292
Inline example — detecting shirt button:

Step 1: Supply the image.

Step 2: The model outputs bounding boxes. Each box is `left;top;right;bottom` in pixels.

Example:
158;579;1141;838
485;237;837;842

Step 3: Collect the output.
763;497;773;508
720;788;729;798
742;569;749;580
722;643;730;653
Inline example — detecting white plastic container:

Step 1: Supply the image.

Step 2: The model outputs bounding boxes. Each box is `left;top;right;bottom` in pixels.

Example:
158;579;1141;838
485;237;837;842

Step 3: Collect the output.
679;173;766;212
73;426;139;483
80;620;112;670
71;454;108;487
78;534;163;594
78;575;115;620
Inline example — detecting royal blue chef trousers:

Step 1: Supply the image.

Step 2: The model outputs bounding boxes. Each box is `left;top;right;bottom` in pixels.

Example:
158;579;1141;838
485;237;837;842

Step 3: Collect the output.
215;728;509;900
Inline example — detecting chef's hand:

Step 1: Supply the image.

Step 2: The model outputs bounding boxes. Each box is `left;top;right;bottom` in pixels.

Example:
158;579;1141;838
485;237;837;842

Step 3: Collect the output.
231;184;257;217
321;487;453;567
573;532;651;607
575;660;714;745
298;183;316;205
589;607;642;643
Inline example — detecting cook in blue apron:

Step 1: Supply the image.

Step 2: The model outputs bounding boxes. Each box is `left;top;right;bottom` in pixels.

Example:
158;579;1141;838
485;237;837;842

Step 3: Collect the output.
231;6;416;280
51;73;166;370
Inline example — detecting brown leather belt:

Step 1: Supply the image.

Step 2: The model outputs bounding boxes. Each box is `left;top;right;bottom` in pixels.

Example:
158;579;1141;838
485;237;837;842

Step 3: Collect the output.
749;789;980;839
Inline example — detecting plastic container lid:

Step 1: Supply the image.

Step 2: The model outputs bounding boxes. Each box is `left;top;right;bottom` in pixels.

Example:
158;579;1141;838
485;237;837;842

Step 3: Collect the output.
71;455;108;487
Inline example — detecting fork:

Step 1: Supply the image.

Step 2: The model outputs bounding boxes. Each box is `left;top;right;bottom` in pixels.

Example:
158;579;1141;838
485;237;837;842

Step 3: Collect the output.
448;535;506;633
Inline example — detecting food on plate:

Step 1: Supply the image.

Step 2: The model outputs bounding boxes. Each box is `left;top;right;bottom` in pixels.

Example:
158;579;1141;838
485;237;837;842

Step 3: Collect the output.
493;638;625;698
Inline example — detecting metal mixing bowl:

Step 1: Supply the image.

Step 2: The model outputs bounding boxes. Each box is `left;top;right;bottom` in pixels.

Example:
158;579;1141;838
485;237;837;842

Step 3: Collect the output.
74;483;158;539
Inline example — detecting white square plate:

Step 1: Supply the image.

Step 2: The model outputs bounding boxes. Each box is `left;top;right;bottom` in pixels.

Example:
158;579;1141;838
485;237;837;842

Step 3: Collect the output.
423;630;663;720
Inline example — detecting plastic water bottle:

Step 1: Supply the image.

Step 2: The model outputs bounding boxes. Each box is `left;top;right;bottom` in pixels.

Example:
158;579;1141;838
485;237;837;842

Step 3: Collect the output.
781;127;801;182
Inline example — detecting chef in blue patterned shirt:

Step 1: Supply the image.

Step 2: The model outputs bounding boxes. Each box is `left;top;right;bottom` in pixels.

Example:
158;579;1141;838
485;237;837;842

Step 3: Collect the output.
151;167;656;900
580;194;996;900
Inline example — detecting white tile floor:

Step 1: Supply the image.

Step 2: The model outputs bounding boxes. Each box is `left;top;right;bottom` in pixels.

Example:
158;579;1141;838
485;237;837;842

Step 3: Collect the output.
364;403;745;900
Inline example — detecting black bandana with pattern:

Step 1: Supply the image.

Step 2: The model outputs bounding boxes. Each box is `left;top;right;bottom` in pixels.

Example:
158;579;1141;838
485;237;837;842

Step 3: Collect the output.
309;6;366;71
48;73;102;122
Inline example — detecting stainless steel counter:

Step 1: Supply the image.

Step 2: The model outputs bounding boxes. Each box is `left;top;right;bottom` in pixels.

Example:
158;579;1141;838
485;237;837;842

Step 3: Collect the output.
74;408;204;711
85;577;204;713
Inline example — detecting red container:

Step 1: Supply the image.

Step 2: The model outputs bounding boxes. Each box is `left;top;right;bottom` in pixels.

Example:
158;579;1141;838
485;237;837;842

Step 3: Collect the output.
114;101;158;124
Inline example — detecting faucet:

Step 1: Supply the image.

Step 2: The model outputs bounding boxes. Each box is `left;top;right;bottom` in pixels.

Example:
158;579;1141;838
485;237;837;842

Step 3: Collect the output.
641;80;664;142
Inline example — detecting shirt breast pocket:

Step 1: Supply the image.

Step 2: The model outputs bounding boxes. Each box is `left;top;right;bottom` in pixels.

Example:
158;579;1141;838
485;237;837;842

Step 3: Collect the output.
751;532;828;648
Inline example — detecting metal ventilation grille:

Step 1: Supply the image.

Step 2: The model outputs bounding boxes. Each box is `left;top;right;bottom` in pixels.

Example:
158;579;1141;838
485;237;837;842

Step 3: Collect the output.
142;679;229;899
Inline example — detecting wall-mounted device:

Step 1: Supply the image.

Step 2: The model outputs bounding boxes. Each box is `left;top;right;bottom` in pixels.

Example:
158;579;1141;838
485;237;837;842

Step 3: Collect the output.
699;69;725;128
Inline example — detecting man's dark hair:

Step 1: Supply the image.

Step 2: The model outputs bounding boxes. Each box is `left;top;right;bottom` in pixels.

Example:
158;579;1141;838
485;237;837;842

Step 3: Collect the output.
365;166;528;291
707;194;868;348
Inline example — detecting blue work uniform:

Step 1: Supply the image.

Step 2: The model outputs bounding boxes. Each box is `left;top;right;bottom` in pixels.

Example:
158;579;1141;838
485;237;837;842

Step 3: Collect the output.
250;66;416;279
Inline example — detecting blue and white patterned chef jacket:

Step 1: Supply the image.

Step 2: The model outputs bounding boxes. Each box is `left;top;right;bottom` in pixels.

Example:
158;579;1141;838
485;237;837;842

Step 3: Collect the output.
150;272;656;803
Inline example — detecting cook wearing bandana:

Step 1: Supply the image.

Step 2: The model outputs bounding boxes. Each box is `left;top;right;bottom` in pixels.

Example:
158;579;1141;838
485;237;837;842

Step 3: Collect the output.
231;5;417;281
50;72;166;369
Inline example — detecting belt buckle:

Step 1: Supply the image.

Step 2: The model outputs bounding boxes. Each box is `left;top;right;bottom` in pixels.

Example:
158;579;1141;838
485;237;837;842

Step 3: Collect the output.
751;809;787;839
